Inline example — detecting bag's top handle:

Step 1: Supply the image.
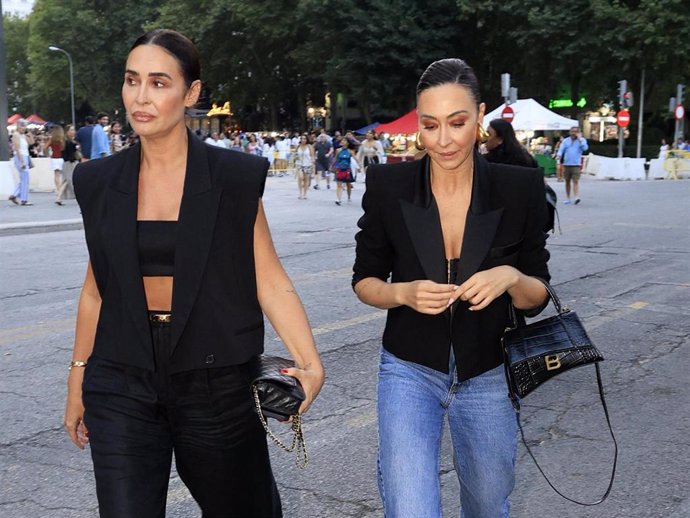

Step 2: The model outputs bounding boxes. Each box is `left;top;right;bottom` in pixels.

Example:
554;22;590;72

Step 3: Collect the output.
508;278;564;328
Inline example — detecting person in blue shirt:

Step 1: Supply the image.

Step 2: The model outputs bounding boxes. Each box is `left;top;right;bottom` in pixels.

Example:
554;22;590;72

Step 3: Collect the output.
76;116;95;162
557;126;588;204
90;112;111;159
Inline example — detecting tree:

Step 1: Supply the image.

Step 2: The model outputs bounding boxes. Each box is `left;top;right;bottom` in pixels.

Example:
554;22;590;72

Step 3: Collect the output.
3;14;32;116
27;0;159;123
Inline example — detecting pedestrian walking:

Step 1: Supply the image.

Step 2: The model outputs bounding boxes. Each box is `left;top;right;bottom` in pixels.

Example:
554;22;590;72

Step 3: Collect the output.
484;118;537;167
334;137;357;205
64;29;324;518
8;119;34;206
262;136;276;174
90;112;111;160
246;134;261;155
557;126;588;204
109;121;125;154
76;116;94;163
295;134;315;199
314;132;333;189
275;135;290;174
356;130;385;178
55;124;79;205
352;58;551;518
44;124;66;193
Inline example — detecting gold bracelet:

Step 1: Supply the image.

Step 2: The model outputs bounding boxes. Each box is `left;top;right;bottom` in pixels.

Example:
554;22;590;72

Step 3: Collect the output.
68;360;88;371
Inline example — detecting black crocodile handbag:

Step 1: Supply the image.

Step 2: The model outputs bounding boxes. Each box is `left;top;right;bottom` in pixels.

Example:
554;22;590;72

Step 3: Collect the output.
502;282;603;400
502;282;617;505
249;355;307;468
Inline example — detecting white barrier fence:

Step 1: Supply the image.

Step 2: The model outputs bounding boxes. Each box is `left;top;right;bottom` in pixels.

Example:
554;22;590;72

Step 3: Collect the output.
583;153;690;180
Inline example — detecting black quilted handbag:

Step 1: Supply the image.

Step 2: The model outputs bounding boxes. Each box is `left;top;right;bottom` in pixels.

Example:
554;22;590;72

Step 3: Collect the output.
502;282;617;505
249;355;307;468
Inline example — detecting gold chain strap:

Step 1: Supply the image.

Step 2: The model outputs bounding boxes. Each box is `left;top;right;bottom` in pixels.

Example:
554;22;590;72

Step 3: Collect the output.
252;386;308;469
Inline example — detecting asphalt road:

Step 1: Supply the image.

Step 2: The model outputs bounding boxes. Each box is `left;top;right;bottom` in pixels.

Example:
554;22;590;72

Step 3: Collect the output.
1;173;689;517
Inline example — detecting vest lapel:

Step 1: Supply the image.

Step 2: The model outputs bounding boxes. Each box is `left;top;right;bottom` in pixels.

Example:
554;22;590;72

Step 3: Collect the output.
103;144;153;351
170;131;222;352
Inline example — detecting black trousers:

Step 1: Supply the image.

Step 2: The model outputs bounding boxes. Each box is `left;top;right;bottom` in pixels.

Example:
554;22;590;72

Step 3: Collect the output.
82;316;282;518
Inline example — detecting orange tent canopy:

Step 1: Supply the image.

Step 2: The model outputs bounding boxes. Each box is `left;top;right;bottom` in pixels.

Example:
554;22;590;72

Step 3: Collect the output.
375;109;418;135
26;113;46;125
7;113;24;125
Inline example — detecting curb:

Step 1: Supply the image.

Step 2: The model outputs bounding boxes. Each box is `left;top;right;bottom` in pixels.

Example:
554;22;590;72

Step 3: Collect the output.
0;218;83;237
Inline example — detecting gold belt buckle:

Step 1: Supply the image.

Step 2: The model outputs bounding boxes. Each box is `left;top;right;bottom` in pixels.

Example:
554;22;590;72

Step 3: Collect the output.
150;313;171;323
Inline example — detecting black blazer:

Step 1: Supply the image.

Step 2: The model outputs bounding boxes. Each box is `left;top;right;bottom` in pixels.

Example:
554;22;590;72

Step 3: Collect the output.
353;153;550;381
74;130;268;374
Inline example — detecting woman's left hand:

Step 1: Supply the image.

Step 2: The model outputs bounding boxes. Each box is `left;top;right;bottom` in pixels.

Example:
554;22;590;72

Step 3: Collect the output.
453;265;520;311
282;362;325;415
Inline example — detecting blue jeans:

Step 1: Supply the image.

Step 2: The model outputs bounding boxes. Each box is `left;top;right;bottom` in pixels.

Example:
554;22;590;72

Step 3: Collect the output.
377;348;517;518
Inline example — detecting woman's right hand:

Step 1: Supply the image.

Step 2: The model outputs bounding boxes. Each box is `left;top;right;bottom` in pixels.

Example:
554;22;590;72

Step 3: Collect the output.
64;370;89;449
397;280;458;315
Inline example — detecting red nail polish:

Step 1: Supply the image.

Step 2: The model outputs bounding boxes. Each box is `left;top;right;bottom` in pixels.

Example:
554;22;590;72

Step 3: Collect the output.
280;368;289;374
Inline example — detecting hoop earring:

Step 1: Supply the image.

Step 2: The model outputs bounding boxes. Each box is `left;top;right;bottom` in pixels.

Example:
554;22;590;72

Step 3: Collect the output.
477;123;490;144
415;132;425;151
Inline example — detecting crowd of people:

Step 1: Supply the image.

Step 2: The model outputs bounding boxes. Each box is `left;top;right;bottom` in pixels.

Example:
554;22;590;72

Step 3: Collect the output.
6;114;135;206
196;126;387;204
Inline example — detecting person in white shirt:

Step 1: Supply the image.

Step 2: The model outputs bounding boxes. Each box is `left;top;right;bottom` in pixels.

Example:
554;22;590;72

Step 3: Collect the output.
204;132;225;148
275;136;290;174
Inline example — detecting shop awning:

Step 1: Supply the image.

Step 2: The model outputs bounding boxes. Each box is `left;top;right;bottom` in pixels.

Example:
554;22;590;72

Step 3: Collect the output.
483;99;577;131
26;113;47;125
375;109;418;135
354;122;380;134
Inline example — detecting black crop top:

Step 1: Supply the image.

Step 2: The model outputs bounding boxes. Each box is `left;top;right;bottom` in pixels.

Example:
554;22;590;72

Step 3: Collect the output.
137;221;177;276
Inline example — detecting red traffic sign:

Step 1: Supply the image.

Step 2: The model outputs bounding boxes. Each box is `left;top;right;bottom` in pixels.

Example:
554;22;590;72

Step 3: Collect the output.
501;105;515;123
617;109;631;128
675;104;685;120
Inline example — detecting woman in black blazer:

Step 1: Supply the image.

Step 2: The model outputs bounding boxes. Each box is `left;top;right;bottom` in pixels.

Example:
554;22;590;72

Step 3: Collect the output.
353;59;550;518
63;30;324;518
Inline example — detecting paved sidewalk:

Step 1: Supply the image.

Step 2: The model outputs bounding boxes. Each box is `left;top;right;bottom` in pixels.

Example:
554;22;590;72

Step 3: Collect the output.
0;192;83;236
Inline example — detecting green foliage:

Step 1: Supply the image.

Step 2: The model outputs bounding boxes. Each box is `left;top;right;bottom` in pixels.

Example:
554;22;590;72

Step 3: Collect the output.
3;0;689;133
3;14;31;115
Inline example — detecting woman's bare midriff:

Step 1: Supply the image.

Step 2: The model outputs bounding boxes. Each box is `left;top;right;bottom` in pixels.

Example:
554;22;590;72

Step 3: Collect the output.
143;276;174;311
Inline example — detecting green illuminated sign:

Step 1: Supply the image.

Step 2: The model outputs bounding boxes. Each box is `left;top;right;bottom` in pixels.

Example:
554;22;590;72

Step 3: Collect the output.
549;97;587;109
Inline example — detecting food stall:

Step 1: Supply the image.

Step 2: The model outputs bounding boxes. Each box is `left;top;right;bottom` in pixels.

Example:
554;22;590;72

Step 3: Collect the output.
375;109;418;163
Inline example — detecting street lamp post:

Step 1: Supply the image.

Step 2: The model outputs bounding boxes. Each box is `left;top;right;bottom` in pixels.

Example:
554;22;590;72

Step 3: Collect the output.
48;46;75;129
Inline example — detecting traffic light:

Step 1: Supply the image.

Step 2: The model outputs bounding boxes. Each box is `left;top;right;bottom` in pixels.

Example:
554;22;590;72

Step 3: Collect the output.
618;80;628;108
509;87;518;104
678;83;685;104
623;91;634;108
501;73;511;98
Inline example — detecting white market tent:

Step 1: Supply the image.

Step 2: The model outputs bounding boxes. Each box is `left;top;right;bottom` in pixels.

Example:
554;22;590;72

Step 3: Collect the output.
483;98;578;131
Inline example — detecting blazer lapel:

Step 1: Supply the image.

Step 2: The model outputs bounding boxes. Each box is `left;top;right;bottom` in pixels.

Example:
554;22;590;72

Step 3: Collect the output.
170;131;222;352
457;153;503;285
399;155;447;284
103;144;153;351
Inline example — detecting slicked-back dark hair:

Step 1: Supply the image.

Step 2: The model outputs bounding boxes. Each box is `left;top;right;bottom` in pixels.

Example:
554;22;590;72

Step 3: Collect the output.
416;58;481;107
129;29;200;88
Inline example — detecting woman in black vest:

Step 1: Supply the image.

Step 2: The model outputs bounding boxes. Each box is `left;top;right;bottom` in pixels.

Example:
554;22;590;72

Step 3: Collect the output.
63;29;324;518
353;59;550;517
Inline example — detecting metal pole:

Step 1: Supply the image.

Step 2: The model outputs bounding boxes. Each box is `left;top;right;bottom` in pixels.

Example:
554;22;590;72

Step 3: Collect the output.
0;0;11;161
67;52;75;129
618;127;624;158
636;68;645;158
48;46;75;128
